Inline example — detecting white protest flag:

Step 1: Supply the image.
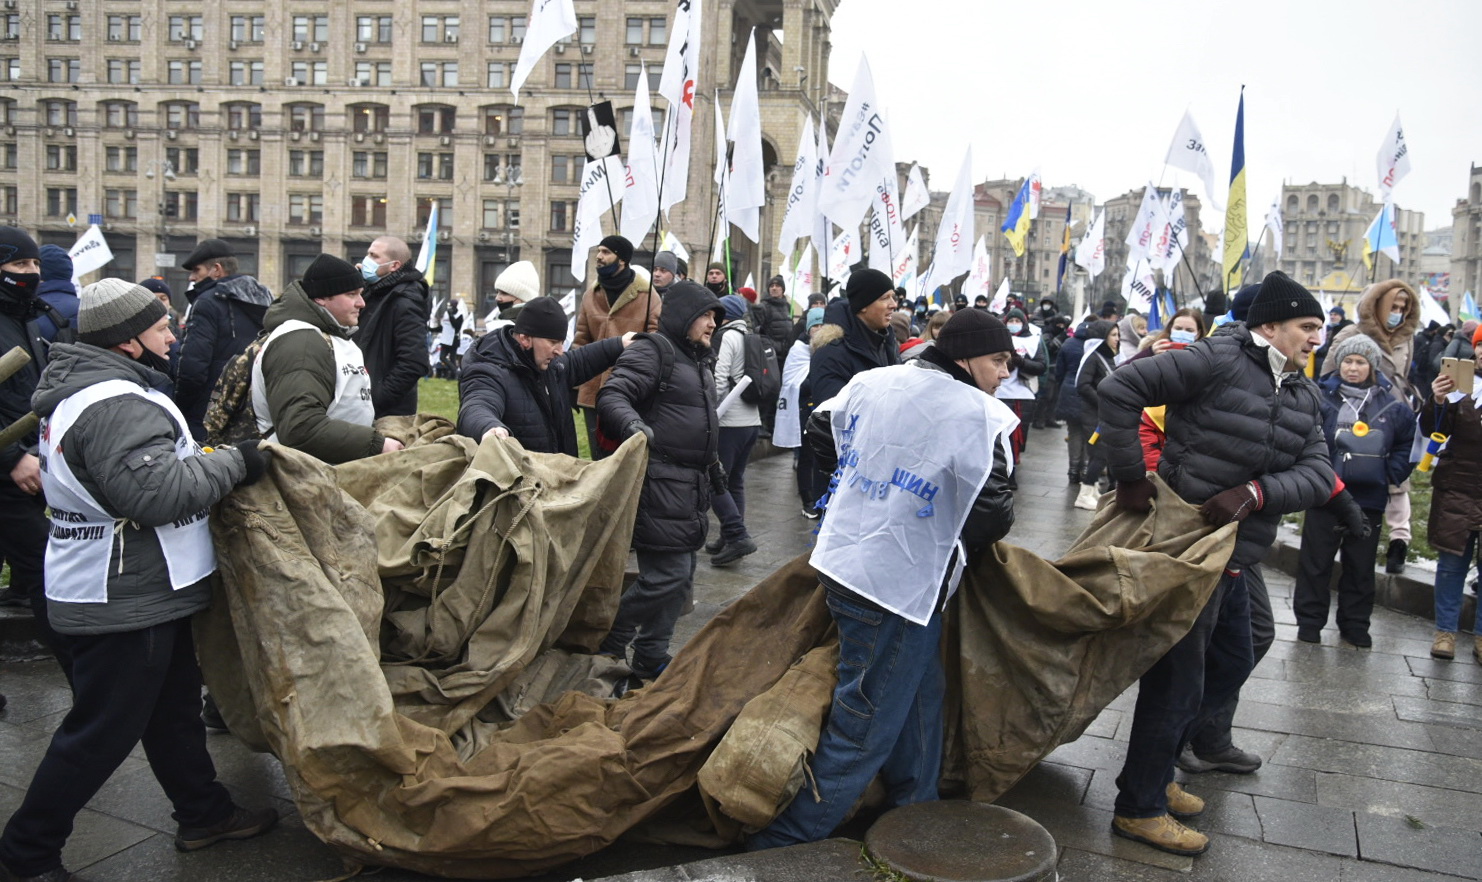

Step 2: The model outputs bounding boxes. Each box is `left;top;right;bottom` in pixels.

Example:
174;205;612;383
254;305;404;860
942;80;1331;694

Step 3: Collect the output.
1075;208;1106;278
1122;257;1156;316
510;0;577;102
1376;112;1411;202
811;116;831;263
1165;111;1224;211
659;230;690;262
866;120;902;273
1125;183;1164;266
777;115;818;253
962;236;992;299
1264;196;1284;262
1027;168;1043;219
1418;285;1449;328
892;223;919;288
620;62;661;244
829;227;858;283
656;0;701;213
989;277;1011;313
710;92;729;258
816;55;891;232
742;272;755;292
570;154;626;283
69;224;113;279
791;242;815;309
902;162;929;221
725;28;764;243
1152;189;1187;271
919;147;974;299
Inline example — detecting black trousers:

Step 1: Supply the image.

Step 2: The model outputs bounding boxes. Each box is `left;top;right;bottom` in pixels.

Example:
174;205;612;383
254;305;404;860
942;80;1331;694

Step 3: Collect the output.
0;482;72;681
0;617;233;877
1293;506;1383;637
1190;563;1273;755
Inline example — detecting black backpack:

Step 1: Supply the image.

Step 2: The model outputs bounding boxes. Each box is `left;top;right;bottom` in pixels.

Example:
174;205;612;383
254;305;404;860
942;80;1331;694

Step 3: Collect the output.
716;325;781;406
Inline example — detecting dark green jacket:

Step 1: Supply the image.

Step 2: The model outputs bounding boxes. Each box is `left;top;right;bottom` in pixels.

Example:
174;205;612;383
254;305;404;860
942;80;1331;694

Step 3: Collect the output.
260;281;384;464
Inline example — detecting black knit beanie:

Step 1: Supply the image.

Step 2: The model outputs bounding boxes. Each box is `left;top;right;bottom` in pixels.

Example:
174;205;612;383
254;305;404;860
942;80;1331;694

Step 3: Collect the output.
0;226;39;265
936;309;1014;360
1244;272;1324;328
511;297;568;341
599;235;633;265
301;254;363;300
845;269;894;313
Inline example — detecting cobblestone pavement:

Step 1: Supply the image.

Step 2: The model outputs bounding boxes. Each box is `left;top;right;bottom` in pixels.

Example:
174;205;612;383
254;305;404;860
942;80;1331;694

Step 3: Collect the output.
1;426;1479;880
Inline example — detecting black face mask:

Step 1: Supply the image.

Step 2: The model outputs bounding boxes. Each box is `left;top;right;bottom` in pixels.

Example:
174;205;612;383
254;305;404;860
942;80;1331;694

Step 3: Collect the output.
0;269;39;300
133;338;172;375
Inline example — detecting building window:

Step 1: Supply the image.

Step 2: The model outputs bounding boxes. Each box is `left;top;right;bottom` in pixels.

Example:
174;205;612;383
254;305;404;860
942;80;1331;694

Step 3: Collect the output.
351;61;390;86
550;200;577;232
487;16;526;43
47;57;80;83
165;147;198;175
482;105;522;135
162;102;199;130
481;199;502;229
287;104;325;132
42;100;78;127
351;104;390;133
104;189;139;219
417;198;453;229
288;194;324;225
2;14;18;40
47;14;82;42
484;154;519;182
163;191;198;221
105;145;137;173
101;101;139;128
578;16;596;45
555;63;593;90
45;144;77;172
417;105;457;134
623;65;662;92
0;59;17;82
105;59;141;85
166;60;201;85
351;195;387;227
106;15;142;42
225;192;260;222
618;107;663;134
0;143;12;170
291;15;330;43
357;16;393;43
290;61;328;85
228;61;264;86
352;151;388;179
226;149;260;176
416;152;454;181
625;18;645;44
550;155;571;184
168;15;203;42
288;150;324;178
0;187;15;216
224;102;262;130
648;17;667;45
421;15;459;43
230;16;266;43
550;108;578;137
419;61;458;87
486;62;506;89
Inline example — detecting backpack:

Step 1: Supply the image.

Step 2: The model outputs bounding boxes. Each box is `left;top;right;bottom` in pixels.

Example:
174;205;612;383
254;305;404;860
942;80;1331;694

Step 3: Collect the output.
39;302;76;345
715;324;781;406
202;333;268;446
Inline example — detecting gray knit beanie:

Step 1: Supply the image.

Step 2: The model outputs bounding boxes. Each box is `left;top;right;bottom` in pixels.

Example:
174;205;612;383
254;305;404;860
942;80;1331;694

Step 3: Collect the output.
1328;333;1383;375
78;278;168;348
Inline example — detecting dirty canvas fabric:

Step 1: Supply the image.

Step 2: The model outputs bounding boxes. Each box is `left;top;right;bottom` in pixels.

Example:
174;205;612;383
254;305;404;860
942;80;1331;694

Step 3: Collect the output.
197;429;1230;878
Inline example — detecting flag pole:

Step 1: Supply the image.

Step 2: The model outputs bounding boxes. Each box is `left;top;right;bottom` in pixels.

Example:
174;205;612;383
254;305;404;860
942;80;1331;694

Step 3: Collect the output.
581;66;622;228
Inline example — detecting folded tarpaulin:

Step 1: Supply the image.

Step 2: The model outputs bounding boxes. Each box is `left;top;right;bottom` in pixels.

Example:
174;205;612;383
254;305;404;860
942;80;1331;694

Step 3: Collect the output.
196;421;1232;879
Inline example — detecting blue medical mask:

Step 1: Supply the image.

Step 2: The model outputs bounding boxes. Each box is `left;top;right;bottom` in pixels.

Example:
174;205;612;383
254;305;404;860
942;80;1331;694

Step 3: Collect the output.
360;257;382;283
1170;329;1197;345
1385;312;1402;328
1006;322;1023;334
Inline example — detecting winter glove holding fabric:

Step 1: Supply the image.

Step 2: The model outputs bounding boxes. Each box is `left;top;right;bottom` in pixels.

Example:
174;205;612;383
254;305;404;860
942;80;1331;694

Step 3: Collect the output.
625;420;654;444
1324;489;1370;539
708;461;729;496
1115;475;1157;513
233;439;272;487
1200;481;1262;525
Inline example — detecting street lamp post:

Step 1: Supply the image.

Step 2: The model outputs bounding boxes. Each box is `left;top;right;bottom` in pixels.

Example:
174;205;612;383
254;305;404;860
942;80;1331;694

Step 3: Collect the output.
501;162;522;270
144;159;176;276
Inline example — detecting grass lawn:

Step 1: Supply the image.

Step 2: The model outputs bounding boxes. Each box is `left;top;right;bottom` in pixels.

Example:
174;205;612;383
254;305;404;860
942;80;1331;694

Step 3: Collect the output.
417;377;591;460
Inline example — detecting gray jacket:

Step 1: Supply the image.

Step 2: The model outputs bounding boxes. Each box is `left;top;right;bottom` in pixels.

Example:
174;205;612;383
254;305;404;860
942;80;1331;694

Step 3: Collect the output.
32;343;247;634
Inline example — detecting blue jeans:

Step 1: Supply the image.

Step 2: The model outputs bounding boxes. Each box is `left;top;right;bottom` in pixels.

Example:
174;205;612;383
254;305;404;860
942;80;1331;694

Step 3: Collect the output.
747;584;945;850
1115;573;1254;818
1434;531;1481;633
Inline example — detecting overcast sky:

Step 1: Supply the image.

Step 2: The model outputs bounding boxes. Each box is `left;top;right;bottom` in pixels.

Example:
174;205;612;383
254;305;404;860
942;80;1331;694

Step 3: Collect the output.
826;0;1480;234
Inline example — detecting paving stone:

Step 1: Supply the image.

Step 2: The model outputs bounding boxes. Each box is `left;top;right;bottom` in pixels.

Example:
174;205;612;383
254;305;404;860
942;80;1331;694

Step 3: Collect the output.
1079;707;1122;740
1196;829;1348;881
1042;734;1126;773
1424;723;1482;761
1241;675;1422;715
1052;846;1190;880
1233;699;1436;751
1407;653;1482;685
0;783;157;874
996;761;1091;816
0;659;74;723
1271;733;1482;795
1392;695;1482;731
1339;855;1482;881
1170;760;1319;805
1252;794;1357;857
78;813;351;882
1353;811;1482;880
1424;676;1482;707
1316;771;1482;831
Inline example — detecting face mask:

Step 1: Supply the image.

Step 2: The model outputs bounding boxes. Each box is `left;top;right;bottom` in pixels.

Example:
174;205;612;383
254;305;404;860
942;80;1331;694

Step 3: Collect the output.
133;338;171;375
0;269;39;300
1006;322;1023;334
1170;329;1197;345
359;258;382;283
1386;312;1402;329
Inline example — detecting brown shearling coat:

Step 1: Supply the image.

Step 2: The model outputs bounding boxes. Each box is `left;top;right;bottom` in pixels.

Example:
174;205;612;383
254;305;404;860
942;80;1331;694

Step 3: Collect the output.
1320;278;1421;404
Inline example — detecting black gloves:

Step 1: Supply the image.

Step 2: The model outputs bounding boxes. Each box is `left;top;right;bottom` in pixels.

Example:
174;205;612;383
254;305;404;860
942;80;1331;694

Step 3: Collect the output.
1200;482;1261;525
233;439;271;486
1115;475;1157;513
1325;489;1370;539
625;420;654;444
708;461;729;496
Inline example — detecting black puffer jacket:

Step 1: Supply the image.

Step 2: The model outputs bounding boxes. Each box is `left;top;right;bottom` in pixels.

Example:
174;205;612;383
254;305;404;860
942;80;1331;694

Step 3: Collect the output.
0;284;46;475
1098;321;1334;568
457;327;623;456
175;274;273;438
758;296;795;361
1075;321;1117;434
598;282;724;553
808;298;900;405
356;266;431;417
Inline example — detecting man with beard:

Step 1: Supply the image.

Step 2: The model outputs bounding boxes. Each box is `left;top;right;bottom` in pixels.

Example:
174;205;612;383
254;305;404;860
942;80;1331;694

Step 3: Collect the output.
573;235;660;459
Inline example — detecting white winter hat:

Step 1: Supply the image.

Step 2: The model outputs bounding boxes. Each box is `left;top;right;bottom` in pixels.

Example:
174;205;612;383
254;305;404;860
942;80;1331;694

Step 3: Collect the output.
494;260;540;303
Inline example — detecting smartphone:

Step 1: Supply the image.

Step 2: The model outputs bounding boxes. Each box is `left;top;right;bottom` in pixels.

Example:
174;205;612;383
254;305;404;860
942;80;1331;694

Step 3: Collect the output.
1442;357;1475;396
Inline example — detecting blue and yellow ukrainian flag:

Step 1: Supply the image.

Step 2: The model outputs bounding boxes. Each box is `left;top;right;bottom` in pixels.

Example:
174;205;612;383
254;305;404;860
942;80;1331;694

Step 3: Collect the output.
1055;203;1072;292
415;200;440;285
1222;89;1248;292
1001;178;1032;258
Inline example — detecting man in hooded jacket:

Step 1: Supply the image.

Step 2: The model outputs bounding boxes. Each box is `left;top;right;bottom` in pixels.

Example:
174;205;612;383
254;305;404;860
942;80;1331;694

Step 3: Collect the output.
596;281;725;680
174;240;274;440
354;236;431;418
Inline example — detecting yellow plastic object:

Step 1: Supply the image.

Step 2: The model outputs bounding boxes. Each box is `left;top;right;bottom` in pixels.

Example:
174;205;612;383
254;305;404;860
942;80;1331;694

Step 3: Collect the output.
1417;432;1448;472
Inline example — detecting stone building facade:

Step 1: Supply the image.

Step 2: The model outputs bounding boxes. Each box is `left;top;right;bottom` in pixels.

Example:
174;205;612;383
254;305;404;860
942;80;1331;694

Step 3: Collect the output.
1451;164;1482;308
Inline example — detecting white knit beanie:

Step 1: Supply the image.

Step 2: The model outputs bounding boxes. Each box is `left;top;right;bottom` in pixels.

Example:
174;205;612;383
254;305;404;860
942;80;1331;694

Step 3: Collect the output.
494;260;541;303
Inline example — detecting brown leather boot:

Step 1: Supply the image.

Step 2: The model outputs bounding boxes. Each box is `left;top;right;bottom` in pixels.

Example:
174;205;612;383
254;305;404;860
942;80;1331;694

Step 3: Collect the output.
1112;814;1210;856
1432;631;1457;660
1166;782;1205;819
